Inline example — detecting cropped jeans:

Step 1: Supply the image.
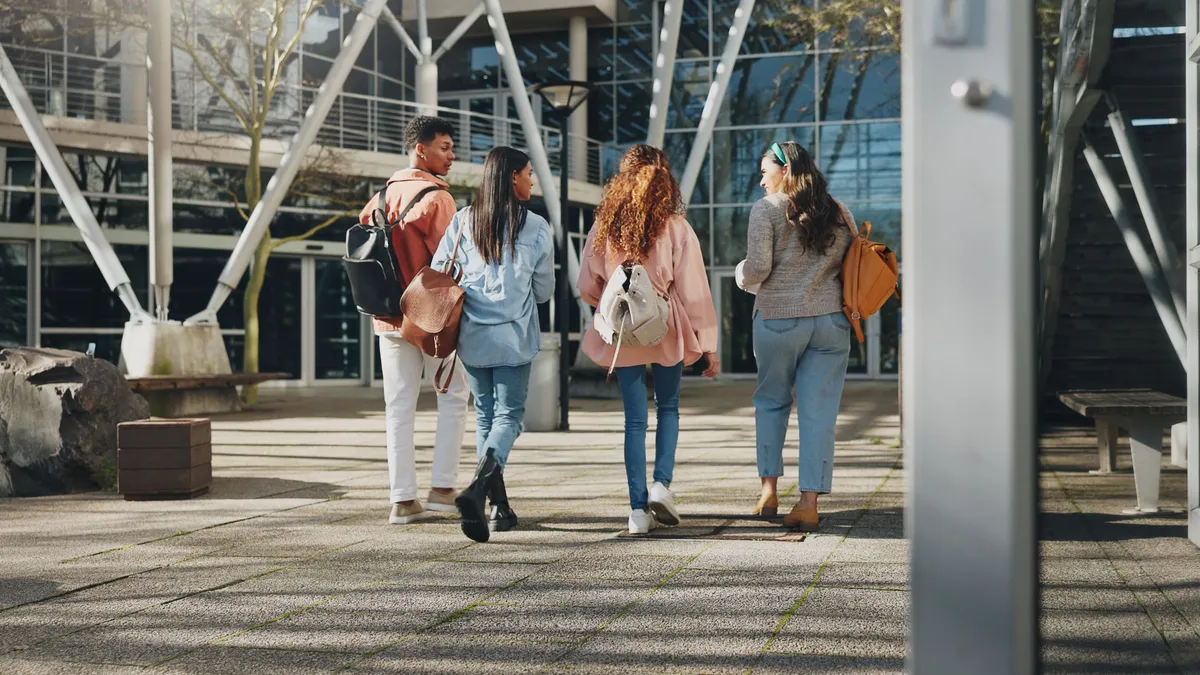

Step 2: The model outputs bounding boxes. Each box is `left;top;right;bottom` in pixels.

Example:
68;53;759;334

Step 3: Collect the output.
463;363;532;469
752;312;851;494
613;362;683;511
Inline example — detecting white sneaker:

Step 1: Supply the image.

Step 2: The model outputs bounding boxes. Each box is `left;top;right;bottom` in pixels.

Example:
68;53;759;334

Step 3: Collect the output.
647;482;680;526
628;509;659;535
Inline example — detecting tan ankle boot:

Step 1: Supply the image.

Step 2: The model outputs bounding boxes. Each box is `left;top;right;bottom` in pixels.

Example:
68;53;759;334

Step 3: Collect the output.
782;502;819;530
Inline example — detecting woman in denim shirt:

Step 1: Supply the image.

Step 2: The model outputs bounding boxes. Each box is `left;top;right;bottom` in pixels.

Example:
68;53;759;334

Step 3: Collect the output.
432;146;554;543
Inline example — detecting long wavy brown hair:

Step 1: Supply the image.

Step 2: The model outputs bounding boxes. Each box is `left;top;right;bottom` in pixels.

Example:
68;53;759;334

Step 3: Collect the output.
764;141;842;255
593;144;684;260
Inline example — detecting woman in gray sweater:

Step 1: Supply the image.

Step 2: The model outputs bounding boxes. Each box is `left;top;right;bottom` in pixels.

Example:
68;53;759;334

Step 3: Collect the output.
737;141;854;531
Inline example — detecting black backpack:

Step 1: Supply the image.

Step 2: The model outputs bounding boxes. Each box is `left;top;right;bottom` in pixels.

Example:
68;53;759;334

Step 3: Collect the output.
343;184;446;317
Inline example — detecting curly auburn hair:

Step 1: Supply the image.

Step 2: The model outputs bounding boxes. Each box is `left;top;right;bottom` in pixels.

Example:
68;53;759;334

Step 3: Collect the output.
593;144;684;260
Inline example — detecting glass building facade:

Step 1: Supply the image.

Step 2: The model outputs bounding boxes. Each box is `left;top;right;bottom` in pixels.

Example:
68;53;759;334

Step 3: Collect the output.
0;0;901;383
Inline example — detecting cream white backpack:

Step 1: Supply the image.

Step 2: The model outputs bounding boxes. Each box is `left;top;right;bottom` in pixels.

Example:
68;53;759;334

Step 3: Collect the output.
593;263;671;375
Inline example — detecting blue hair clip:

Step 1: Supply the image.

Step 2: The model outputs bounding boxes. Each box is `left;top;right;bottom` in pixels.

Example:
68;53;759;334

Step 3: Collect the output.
770;142;787;166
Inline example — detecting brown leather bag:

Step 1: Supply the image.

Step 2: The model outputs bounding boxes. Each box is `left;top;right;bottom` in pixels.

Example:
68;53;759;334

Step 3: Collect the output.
840;210;900;344
399;224;466;393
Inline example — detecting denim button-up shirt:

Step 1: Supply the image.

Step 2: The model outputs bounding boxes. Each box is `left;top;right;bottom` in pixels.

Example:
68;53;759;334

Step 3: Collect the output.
432;207;555;368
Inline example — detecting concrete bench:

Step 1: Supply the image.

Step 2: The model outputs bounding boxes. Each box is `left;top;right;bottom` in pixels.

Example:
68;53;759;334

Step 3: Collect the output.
126;373;291;416
1058;389;1186;514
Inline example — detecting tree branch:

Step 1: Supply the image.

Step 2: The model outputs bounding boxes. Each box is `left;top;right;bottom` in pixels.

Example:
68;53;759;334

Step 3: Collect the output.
270;209;356;250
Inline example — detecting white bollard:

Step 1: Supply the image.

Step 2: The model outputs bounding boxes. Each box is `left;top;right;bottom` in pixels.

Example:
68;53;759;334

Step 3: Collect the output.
1172;422;1188;468
524;333;561;432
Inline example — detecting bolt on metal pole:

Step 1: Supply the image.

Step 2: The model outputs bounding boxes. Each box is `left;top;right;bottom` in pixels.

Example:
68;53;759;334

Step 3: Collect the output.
186;0;389;326
559;113;571;431
0;41;151;323
678;0;755;203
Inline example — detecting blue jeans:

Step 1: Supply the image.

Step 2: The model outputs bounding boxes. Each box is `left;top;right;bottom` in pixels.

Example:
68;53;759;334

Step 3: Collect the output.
614;362;683;510
463;363;532;468
752;312;851;494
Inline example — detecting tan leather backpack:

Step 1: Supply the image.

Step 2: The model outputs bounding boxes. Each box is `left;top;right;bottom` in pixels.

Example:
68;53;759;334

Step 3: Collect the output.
399;225;466;392
841;212;899;344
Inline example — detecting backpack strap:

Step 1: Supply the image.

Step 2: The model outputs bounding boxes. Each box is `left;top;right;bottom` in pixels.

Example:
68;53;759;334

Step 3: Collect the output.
373;184;447;227
838;201;860;237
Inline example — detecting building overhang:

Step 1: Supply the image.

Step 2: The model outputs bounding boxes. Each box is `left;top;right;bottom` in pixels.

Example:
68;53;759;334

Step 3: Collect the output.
400;0;616;35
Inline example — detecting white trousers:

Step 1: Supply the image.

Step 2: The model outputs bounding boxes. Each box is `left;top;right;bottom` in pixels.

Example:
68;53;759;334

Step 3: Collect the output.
378;334;470;503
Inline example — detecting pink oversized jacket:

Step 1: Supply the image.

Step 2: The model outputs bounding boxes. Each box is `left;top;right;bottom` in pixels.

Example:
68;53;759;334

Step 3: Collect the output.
577;215;718;369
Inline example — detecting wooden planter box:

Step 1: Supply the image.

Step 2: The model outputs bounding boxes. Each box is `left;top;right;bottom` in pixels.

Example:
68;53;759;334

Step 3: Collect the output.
117;418;212;500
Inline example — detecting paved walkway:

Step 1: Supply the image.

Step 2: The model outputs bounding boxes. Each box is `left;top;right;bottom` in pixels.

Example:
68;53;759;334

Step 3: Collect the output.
1;381;1198;673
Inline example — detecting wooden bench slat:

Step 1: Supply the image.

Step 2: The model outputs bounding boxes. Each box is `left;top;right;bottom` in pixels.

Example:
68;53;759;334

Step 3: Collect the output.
1058;388;1187;418
126;373;292;392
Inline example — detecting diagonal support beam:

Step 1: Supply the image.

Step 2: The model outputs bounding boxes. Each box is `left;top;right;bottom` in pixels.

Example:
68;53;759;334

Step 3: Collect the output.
679;0;756;203
186;0;389;326
481;0;589;317
1107;97;1187;320
1083;135;1187;365
646;0;684;147
432;4;486;62
0;42;152;324
382;7;423;61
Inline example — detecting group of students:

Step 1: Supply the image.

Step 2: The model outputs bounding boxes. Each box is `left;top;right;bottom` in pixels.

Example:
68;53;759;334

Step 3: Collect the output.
365;116;853;542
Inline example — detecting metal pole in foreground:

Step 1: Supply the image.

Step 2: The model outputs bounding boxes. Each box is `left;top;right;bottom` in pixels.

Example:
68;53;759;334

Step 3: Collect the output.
186;0;388;326
646;0;684;147
1185;0;1200;548
904;0;1037;672
0;42;151;323
558;113;571;431
147;0;173;321
678;0;755;203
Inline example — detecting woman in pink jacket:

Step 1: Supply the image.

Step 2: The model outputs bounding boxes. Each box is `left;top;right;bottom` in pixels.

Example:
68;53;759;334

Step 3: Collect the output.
578;144;719;535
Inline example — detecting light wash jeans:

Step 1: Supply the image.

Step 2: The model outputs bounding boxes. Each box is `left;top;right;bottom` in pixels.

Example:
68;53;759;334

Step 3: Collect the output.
463;363;532;468
752;312;851;494
614;362;683;511
378;335;470;503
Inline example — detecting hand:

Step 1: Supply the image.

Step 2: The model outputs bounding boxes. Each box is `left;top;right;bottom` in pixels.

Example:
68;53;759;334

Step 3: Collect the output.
701;352;720;379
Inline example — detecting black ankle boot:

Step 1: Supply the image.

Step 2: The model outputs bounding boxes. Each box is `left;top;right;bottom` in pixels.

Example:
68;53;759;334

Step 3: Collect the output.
488;470;518;532
456;449;501;542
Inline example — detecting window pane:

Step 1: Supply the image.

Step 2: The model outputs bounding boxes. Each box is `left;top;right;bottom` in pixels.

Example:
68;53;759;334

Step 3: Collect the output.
174;204;246;236
616;82;650;143
615;24;653;80
819;122;901;202
273;212;356;243
842;201;901;258
712;205;752;266
589;27;615;82
44;153;147;195
439;40;500;92
0;190;36;223
315;259;361;380
720;55;817;126
664;132;708;204
171;248;245;330
686;207;711;266
880;296;899;374
669;61;710;129
819;51;901;121
678;0;710;58
246;257;302;377
513;32;570;86
4;146;36;188
712;126;816;204
588;84;616;143
41;193;148;230
714;0;815;54
302;5;341;60
719;276;757;373
0;242;28;347
41;241;147;328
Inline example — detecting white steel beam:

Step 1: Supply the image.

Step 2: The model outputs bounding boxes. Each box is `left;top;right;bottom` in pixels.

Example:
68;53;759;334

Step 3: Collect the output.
0;42;152;324
1083;136;1187;364
1185;0;1200;546
679;0;755;203
147;0;173;320
904;0;1037;671
1108;99;1187;320
432;4;486;62
382;7;423;61
481;0;589;316
186;0;389;326
646;0;684;147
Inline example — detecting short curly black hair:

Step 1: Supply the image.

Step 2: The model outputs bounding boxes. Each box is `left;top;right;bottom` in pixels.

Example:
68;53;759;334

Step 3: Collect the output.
404;115;456;152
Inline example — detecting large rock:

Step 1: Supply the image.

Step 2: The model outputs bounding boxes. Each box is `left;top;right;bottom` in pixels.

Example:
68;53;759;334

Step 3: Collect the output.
0;347;150;497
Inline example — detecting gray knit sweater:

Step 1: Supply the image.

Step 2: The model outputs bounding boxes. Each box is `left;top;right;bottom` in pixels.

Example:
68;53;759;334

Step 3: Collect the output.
740;193;854;319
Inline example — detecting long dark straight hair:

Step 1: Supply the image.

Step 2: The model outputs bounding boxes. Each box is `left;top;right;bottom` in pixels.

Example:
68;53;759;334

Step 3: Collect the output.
763;141;842;255
472;146;531;265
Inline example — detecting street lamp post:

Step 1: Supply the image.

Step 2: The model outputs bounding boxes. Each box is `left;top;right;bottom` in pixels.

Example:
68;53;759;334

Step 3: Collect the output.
531;80;593;432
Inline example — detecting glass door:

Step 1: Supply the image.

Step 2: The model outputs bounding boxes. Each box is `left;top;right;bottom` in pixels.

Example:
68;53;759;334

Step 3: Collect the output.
313;258;366;382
